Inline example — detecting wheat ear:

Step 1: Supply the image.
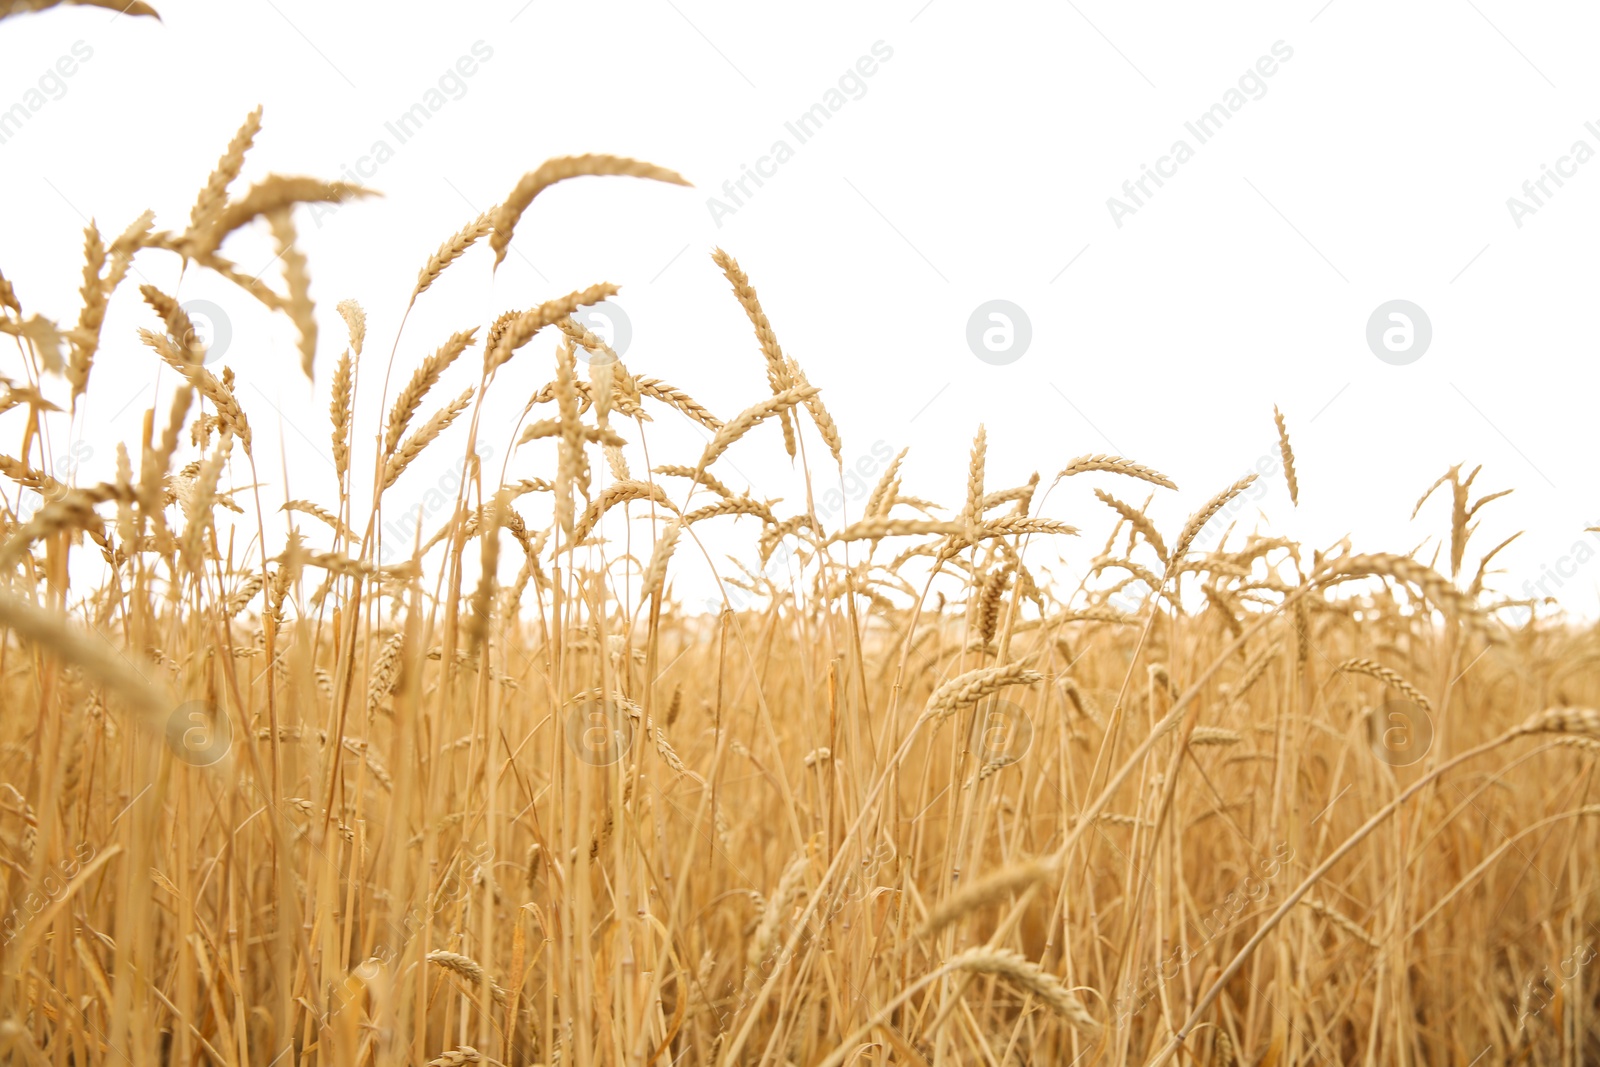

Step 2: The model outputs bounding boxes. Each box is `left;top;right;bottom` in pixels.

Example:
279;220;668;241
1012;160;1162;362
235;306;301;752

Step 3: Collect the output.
490;154;689;267
923;662;1042;722
412;211;494;306
1273;404;1299;506
188;105;264;233
919;860;1052;936
1058;453;1177;490
945;948;1100;1033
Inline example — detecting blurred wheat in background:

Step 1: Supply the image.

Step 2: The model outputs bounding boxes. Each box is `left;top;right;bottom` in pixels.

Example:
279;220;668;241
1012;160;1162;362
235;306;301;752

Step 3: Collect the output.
2;6;1599;1065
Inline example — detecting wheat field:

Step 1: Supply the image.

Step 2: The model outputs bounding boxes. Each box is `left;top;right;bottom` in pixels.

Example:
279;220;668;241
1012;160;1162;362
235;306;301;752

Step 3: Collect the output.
3;38;1600;1067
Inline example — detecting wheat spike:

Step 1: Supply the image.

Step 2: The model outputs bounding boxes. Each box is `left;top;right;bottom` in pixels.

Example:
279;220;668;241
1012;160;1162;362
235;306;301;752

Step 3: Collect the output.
683;496;775;526
426;951;508;1004
1058;453;1177;490
180;430;233;570
191;175;377;257
413;211;494;305
1211;1028;1238;1067
749;853;809;964
832;518;964;542
486;283;619;374
0;266;18;315
366;631;406;714
0;482;131;567
653;464;734;499
1189;726;1243;746
490;154;689;267
425;1048;483;1067
266;209;317;379
923;662;1042;722
64;222;108;407
383;388;473;491
188;106;264;234
1316;552;1481;622
920;861;1051;936
1172;475;1257;565
0;591;171;732
1333;658;1432;714
784;355;842;463
329;347;354;482
385;329;477;455
1273;405;1299;506
692;386;817;481
974;564;1012;646
139;285;201;363
333;298;365;357
712;248;799;459
640;518;683;605
1515;707;1600;739
281;500;353;540
634;377;723;430
945;948;1099;1033
571;480;676;544
964;425;987;540
1298;897;1378;948
1094;489;1169;564
865;447;909;519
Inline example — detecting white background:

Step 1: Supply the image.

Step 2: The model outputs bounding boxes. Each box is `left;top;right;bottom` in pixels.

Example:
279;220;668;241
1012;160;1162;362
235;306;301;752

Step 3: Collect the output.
1;0;1597;615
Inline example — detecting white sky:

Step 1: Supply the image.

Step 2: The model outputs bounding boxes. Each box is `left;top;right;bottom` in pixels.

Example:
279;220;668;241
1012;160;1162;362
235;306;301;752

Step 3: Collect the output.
2;0;1598;617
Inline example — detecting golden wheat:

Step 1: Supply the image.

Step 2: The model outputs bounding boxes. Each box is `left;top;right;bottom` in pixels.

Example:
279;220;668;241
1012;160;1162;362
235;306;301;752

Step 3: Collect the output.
1;129;1594;1067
